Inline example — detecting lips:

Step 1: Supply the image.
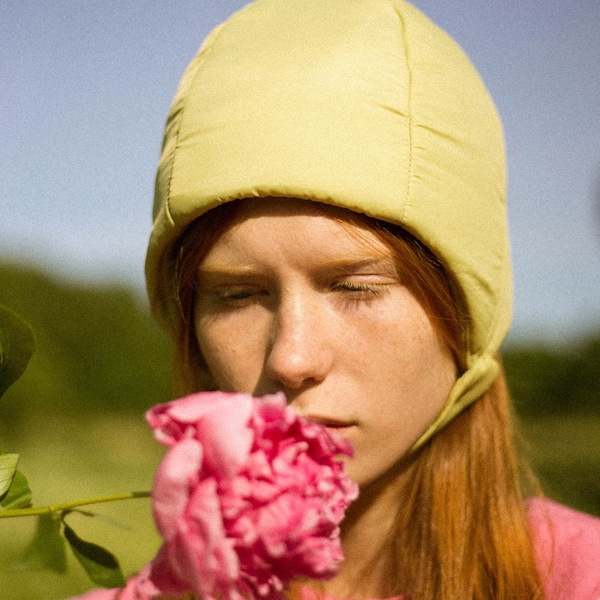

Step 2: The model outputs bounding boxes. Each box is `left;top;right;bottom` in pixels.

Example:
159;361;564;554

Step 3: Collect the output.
304;415;357;432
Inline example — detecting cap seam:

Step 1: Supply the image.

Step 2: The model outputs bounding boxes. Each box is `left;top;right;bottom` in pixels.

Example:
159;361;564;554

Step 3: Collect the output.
391;1;413;224
164;23;230;229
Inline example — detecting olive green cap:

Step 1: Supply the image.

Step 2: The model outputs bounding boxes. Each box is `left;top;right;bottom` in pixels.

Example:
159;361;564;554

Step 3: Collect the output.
146;0;510;451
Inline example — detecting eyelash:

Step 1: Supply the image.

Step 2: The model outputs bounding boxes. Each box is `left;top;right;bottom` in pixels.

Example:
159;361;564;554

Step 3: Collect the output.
215;288;263;303
331;281;390;298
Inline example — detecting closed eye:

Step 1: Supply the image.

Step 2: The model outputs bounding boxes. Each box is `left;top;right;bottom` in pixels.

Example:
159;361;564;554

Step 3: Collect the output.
217;288;257;301
333;281;380;293
196;286;270;311
331;281;392;303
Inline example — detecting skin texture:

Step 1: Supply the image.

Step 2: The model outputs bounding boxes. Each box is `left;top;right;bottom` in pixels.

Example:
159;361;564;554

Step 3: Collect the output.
193;198;456;490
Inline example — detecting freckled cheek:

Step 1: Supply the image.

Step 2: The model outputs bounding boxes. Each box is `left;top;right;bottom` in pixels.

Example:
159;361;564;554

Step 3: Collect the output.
358;310;447;386
194;317;270;389
353;311;418;357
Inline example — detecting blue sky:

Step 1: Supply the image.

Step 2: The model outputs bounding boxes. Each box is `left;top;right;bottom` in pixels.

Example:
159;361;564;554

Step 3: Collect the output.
1;0;599;344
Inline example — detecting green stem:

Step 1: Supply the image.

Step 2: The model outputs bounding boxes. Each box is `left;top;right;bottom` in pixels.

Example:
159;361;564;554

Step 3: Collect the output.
0;491;151;518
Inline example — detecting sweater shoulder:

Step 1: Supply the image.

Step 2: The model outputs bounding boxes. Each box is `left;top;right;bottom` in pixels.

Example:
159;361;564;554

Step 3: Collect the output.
527;497;600;599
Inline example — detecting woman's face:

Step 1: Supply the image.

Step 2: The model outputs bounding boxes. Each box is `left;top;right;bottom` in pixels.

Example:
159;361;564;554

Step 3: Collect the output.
193;198;456;487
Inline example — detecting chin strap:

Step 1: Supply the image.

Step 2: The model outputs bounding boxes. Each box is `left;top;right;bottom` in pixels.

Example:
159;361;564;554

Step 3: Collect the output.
409;354;500;453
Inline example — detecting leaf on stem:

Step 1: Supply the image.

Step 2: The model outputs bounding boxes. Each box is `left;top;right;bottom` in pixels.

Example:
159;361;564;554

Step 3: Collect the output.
13;513;67;573
0;452;19;498
0;304;36;399
0;469;33;510
63;522;126;588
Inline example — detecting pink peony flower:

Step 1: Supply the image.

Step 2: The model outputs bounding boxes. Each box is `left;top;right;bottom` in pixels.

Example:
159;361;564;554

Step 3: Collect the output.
139;391;358;600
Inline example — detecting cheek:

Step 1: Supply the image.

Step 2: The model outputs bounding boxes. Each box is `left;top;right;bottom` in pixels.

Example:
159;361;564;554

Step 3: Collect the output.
393;321;456;426
193;313;266;392
366;300;453;383
359;307;456;439
194;320;236;389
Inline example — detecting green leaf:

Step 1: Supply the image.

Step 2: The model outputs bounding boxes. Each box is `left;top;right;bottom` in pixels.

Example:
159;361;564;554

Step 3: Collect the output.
63;522;126;588
0;304;36;399
0;452;32;510
13;513;67;573
0;452;19;498
0;469;33;510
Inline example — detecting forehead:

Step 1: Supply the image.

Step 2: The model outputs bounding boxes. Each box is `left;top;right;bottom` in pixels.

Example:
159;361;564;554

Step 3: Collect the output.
232;197;369;228
202;197;394;264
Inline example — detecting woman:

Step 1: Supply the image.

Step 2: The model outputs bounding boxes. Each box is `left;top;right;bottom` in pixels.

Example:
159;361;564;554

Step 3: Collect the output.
144;0;600;598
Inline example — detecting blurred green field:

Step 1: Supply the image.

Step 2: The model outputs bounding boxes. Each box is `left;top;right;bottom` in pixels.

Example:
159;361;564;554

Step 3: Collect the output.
518;414;600;517
1;416;163;600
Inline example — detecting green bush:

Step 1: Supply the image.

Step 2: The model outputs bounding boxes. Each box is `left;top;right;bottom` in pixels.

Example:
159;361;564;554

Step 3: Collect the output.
0;262;173;435
503;337;600;417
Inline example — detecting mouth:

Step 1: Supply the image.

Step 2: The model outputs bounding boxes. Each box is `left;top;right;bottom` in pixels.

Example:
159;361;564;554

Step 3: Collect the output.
305;415;356;434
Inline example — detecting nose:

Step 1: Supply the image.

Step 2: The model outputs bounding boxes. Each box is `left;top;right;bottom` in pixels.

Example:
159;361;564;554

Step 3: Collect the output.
264;293;334;391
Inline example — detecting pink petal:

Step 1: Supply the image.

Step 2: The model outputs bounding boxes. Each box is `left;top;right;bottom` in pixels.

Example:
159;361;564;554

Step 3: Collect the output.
170;392;245;422
152;438;202;539
196;395;254;478
161;478;240;599
146;545;189;597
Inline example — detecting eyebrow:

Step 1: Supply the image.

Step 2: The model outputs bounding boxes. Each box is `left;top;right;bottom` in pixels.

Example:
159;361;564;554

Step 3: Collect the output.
313;257;397;275
197;257;397;279
198;265;263;276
